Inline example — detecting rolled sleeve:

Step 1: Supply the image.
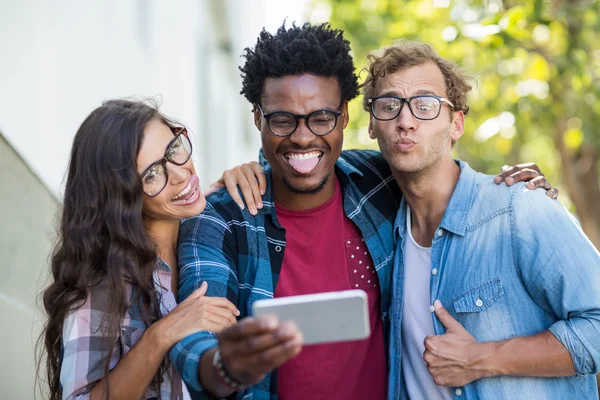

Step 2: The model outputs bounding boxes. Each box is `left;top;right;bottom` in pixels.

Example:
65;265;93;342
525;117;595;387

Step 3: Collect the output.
549;319;600;375
169;332;218;392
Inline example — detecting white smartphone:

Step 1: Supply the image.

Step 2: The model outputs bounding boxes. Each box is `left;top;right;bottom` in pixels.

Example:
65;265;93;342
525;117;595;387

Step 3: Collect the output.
251;289;370;345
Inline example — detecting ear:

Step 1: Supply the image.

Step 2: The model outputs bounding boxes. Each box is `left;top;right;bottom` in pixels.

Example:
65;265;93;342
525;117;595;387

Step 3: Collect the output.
449;110;465;143
253;105;262;131
368;117;377;139
341;101;350;130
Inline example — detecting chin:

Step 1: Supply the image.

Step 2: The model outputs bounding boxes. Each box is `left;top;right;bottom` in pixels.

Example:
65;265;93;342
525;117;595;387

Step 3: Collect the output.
283;174;330;195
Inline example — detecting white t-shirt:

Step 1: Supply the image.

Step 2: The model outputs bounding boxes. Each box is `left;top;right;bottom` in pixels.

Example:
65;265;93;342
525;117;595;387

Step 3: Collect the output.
401;206;452;400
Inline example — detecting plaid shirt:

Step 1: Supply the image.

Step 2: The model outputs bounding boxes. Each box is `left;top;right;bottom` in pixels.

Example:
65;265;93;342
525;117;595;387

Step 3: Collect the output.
170;150;401;400
60;259;188;400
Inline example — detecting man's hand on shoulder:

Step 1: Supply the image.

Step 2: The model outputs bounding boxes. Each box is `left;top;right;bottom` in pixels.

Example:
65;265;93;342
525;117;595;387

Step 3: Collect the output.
494;162;559;199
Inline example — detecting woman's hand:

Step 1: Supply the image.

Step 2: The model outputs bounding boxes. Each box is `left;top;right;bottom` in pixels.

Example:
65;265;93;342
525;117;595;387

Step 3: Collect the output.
205;161;266;215
150;282;240;350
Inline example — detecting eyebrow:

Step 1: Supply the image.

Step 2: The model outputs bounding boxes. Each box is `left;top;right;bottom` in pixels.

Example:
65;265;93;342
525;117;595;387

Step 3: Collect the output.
262;103;340;114
378;89;442;97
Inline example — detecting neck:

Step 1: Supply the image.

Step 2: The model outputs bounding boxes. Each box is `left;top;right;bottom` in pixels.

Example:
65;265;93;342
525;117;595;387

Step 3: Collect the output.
144;218;180;263
273;173;336;211
394;155;460;246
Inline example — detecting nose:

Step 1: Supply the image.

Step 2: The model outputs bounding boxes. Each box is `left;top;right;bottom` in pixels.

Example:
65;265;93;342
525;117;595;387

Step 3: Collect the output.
288;118;316;147
396;102;417;132
166;162;189;186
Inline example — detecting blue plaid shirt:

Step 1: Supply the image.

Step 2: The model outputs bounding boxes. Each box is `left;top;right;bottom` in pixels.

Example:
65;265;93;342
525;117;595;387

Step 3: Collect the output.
170;149;401;399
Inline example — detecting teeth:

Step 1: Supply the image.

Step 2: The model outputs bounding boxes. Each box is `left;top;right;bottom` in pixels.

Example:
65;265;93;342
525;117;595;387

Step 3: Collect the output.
172;181;192;201
286;152;321;160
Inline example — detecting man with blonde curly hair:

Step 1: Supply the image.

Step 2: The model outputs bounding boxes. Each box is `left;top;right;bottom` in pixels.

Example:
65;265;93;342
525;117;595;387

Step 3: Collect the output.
363;40;600;400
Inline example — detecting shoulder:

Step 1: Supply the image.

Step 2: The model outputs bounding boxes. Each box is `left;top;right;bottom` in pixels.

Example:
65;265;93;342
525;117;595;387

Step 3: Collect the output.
467;170;526;225
179;186;258;240
339;149;391;176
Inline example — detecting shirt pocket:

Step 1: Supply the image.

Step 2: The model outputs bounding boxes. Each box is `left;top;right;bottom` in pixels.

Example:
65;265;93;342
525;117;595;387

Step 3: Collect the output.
452;278;516;342
346;237;379;291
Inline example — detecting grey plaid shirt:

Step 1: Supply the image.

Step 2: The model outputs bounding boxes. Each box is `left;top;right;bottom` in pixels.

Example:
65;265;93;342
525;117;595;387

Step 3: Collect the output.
59;259;188;400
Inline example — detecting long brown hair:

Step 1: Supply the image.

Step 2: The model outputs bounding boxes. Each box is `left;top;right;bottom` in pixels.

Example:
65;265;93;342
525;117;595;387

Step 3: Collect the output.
37;99;174;399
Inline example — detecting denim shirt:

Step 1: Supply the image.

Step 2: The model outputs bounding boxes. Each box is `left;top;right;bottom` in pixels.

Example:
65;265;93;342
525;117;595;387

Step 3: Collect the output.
389;160;600;400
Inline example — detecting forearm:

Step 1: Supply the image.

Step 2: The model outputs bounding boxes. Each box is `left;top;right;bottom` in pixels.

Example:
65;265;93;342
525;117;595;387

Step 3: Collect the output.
198;348;236;399
481;330;576;378
88;324;170;400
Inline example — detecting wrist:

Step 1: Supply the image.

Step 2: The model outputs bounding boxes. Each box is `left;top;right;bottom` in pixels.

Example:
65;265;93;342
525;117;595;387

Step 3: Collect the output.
144;320;172;353
213;349;247;392
474;341;504;379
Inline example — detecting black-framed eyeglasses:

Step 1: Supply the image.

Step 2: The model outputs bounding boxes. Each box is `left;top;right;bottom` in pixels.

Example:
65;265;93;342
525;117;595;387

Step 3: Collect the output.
368;95;455;121
255;103;343;137
140;127;192;197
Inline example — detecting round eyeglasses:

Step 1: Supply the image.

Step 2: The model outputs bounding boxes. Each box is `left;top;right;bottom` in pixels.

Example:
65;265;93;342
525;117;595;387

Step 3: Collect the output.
255;103;343;137
141;127;192;197
368;95;454;121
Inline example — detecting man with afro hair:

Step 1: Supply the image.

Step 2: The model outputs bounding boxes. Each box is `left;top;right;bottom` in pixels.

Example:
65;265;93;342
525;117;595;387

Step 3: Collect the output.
170;23;551;400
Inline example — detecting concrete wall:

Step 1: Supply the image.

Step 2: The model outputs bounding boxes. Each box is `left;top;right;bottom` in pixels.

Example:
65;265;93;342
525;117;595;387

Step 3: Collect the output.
0;131;58;399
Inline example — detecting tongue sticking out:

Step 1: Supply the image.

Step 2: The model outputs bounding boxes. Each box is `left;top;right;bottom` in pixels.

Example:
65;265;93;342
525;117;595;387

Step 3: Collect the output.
287;156;320;174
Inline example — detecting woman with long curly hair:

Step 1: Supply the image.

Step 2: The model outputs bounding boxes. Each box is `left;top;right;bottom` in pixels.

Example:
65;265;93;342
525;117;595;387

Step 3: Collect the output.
38;99;257;399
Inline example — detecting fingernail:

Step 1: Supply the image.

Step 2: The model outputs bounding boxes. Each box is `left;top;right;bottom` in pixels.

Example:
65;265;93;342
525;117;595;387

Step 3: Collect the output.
260;189;265;195
238;203;245;210
257;202;263;208
506;177;514;184
251;208;257;215
235;309;241;316
526;182;533;188
494;176;501;183
434;300;442;309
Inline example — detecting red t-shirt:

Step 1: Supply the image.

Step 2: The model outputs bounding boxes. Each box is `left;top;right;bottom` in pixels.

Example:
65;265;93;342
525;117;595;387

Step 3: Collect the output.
274;177;387;400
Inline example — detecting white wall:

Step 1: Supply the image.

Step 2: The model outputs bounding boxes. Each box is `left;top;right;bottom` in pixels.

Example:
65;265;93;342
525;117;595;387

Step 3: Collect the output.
0;0;266;199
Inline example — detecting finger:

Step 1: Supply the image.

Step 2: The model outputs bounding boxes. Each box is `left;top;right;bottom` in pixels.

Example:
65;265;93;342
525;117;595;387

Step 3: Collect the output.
225;320;299;356
199;304;238;326
222;172;245;210
494;165;517;183
201;296;241;316
186;281;208;300
247;332;303;373
241;164;263;211
433;300;463;332
251;162;267;197
218;315;278;341
546;187;559;200
525;175;551;191
504;168;539;185
204;180;224;196
516;162;541;174
199;314;237;333
235;168;259;215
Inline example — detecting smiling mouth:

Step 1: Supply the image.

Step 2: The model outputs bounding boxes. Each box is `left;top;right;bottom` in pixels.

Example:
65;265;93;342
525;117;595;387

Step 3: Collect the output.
284;151;324;174
171;175;200;205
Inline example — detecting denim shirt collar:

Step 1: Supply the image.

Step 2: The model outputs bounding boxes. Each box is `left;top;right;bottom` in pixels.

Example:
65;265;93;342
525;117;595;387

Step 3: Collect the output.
394;159;477;242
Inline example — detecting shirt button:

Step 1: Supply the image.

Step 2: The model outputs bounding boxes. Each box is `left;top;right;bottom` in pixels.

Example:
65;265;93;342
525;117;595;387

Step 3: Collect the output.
475;298;484;307
431;268;438;275
455;388;463;396
437;229;444;237
275;245;282;252
429;305;435;312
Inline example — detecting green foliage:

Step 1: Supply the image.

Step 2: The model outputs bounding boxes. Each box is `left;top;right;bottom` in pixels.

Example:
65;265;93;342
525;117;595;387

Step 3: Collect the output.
310;0;600;210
